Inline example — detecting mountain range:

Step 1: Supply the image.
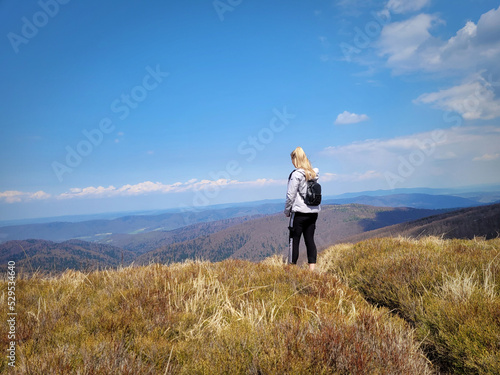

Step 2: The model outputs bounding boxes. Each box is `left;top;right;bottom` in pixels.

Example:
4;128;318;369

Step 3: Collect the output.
1;190;498;243
324;193;481;209
1;203;448;273
4;202;500;274
0;204;283;243
1;188;499;274
343;202;500;243
134;204;449;265
0;239;133;274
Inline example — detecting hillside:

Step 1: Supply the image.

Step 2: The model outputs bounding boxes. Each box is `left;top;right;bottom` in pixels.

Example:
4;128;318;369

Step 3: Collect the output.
324;193;479;209
343;202;500;243
2;190;492;244
0;204;443;273
137;204;447;265
3;237;498;374
99;215;265;254
0;256;433;374
320;236;500;374
0;204;284;243
0;239;134;274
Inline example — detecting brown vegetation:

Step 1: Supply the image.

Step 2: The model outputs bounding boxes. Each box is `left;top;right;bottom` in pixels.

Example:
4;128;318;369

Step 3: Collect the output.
0;239;134;274
319;236;500;374
343;202;500;243
138;204;444;265
0;257;433;374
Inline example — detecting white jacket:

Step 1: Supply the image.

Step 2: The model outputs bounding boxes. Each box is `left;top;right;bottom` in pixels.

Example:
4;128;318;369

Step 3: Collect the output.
284;168;321;216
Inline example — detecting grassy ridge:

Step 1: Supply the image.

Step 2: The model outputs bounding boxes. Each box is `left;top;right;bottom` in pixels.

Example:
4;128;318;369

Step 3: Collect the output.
0;258;431;374
320;236;500;374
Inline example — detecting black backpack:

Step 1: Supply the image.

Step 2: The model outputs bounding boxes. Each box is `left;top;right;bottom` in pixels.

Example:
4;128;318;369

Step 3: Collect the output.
288;170;322;206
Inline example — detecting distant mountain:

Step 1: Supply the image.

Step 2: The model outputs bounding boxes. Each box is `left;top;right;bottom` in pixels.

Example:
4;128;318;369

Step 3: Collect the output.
0;198;285;227
0;204;453;272
0;204;283;243
455;192;500;204
342;203;500;243
326;185;500;200
99;215;266;254
323;193;479;209
136;204;448;265
0;239;135;274
2;189;497;243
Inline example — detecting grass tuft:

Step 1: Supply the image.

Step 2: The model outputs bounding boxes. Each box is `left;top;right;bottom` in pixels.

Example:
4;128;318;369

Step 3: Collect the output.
1;256;432;374
319;236;500;374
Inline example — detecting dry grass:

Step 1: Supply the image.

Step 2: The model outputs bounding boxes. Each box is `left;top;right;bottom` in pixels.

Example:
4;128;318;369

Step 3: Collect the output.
0;257;432;374
319;236;500;374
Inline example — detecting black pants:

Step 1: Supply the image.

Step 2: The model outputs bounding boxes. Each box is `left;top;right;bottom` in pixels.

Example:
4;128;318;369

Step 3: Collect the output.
288;212;318;264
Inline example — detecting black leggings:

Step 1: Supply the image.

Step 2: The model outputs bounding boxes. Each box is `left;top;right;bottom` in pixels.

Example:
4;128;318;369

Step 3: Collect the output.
288;212;318;264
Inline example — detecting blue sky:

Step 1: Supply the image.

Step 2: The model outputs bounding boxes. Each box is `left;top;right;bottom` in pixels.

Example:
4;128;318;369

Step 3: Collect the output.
1;0;500;220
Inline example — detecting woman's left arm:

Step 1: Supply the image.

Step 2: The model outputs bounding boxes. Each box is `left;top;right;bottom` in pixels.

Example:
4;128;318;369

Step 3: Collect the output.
284;172;299;216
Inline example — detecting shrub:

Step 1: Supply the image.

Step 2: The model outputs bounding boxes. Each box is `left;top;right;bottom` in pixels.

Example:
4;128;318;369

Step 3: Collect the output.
319;236;500;374
0;258;433;374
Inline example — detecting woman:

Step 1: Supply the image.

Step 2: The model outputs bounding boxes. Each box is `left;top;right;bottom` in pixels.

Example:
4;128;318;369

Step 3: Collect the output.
284;147;320;270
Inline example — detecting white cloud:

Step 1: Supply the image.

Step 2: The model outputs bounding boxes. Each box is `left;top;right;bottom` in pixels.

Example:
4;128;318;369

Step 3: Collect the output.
433;7;500;72
0;191;25;204
473;153;500;162
323;132;428;156
30;191;51;200
57;178;286;199
321;126;500;188
378;6;500;75
321;173;337;182
386;0;431;14
0;190;51;204
0;178;286;204
324;126;500;158
374;6;500;119
335;111;370;124
377;13;440;68
322;170;383;182
414;74;500;120
56;181;190;200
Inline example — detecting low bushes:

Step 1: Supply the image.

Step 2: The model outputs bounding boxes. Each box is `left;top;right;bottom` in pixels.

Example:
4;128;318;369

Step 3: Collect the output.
319;236;500;374
0;256;432;374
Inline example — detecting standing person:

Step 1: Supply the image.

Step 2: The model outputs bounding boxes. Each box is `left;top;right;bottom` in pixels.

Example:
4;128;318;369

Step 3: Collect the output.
284;147;321;271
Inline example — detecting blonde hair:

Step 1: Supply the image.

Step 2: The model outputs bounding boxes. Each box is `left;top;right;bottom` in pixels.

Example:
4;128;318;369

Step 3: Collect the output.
290;147;316;180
